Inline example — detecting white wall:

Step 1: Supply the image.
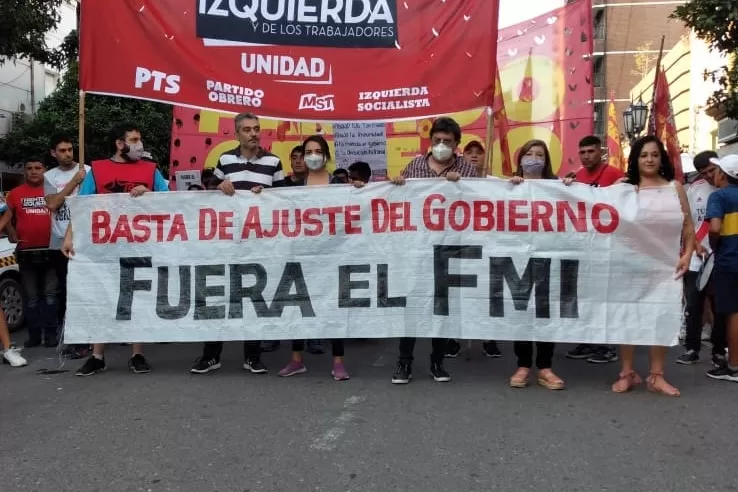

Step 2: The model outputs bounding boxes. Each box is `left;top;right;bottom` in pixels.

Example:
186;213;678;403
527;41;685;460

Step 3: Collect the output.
688;32;727;152
0;0;77;137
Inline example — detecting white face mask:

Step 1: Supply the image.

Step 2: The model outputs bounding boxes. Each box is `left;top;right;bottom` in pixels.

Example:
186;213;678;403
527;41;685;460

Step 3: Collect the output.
124;141;145;161
432;143;454;162
304;154;326;170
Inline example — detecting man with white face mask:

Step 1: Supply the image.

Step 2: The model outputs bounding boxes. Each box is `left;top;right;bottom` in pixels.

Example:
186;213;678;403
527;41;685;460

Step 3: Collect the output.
390;116;478;384
63;123;170;377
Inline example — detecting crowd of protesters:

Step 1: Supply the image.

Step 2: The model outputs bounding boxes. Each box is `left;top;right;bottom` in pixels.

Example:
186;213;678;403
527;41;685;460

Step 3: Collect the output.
1;113;736;396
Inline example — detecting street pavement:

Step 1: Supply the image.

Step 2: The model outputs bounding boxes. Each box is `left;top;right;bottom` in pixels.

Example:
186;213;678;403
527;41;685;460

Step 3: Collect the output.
2;338;736;492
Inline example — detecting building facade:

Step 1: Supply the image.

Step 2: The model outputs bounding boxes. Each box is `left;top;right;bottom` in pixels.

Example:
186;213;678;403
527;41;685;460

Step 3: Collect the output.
592;0;688;139
629;34;726;155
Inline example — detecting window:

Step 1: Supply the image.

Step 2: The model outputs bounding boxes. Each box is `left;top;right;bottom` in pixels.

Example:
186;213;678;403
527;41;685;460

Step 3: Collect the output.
594;10;606;40
594;102;606;136
593;55;605;88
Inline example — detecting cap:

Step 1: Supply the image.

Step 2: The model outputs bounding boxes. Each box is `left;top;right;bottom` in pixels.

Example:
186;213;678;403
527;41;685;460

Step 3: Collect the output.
710;154;738;179
463;140;484;152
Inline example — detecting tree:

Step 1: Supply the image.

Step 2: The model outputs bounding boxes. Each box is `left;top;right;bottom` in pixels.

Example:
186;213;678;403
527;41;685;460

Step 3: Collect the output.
672;0;738;120
0;0;67;67
0;36;173;175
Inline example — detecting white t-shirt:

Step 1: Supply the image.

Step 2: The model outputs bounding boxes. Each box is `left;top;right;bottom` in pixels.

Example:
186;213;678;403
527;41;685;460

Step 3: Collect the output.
43;164;91;250
685;178;715;272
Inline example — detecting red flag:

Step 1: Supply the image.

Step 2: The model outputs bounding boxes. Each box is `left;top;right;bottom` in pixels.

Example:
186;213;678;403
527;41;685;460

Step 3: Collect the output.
606;93;626;171
494;67;513;176
647;68;683;181
519;50;535;103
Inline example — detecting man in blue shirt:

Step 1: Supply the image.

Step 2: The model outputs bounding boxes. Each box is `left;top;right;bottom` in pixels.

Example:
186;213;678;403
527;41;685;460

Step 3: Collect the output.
62;123;169;377
705;154;738;382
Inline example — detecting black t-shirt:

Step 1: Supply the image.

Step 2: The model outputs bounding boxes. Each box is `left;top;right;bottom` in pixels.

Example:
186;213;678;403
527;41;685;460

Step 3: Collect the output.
292;176;343;186
285;175;305;186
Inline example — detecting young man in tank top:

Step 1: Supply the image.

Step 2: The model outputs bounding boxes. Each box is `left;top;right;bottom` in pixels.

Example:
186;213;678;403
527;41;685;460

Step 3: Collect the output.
62;123;170;377
566;136;623;364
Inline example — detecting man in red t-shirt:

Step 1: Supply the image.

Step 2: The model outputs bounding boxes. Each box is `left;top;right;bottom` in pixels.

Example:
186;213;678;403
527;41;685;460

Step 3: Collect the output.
574;135;625;187
568;136;624;364
0;158;56;348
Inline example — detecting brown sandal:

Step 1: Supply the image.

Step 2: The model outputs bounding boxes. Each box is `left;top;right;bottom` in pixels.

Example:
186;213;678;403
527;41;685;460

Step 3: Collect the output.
612;370;642;393
537;369;565;390
510;367;530;388
646;372;680;397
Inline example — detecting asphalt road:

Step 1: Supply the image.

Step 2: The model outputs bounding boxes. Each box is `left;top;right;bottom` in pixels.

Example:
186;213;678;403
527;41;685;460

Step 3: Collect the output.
2;338;735;492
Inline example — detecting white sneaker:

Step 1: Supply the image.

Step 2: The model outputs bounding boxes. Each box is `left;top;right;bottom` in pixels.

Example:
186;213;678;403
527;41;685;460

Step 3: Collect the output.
3;347;28;367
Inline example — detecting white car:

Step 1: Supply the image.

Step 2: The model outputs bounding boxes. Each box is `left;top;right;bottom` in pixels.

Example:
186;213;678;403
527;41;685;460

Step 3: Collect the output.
0;235;25;331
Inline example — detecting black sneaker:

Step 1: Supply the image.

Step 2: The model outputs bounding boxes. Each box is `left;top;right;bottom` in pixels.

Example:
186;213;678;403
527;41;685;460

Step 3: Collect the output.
712;353;728;368
243;358;268;374
587;347;618;364
128;354;151;374
305;340;325;355
566;344;593;359
430;362;451;382
482;341;502;358
190;357;221;374
261;341;281;353
23;338;42;349
676;350;699;365
44;336;59;348
391;362;412;384
75;356;106;376
706;365;738;382
445;339;461;358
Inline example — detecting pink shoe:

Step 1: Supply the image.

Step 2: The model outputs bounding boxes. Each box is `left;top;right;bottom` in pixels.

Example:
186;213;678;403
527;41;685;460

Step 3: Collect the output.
331;361;350;381
278;360;307;377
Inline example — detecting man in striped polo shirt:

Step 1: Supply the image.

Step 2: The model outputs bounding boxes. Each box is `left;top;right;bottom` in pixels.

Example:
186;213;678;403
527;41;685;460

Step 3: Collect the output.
190;112;284;375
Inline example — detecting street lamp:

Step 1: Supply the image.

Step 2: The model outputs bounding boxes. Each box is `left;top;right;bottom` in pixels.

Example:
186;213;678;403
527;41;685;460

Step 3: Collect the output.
622;98;649;143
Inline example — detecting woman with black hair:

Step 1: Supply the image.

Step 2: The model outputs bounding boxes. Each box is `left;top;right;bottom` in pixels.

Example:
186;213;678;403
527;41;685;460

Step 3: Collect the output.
277;134;352;381
508;139;565;390
612;135;695;396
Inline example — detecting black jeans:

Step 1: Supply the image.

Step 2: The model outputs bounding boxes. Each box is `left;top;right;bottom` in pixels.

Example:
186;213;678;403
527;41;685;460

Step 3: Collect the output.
17;249;58;342
683;270;727;355
293;339;344;356
202;341;261;361
514;341;555;369
399;337;446;364
51;250;68;327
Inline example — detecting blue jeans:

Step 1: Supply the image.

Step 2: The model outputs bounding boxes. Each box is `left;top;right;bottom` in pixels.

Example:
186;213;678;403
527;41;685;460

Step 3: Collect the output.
18;249;59;342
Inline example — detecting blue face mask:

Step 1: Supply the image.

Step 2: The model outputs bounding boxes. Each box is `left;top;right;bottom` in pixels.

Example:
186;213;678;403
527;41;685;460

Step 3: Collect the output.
521;156;545;175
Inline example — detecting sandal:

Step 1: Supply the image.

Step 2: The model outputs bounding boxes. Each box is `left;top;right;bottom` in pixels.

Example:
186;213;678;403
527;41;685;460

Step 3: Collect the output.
537;369;565;390
509;367;530;388
646;372;680;397
611;370;642;393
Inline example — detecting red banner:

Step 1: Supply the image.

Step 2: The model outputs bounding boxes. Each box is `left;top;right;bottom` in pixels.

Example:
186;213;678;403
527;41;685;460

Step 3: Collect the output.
648;68;684;181
79;0;499;121
169;0;593;179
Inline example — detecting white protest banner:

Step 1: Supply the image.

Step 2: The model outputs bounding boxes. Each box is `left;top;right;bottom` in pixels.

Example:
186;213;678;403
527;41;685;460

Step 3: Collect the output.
333;122;388;180
65;180;683;345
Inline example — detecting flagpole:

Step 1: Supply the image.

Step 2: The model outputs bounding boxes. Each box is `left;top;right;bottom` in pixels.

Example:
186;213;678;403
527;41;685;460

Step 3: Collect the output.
483;107;494;177
650;35;665;101
78;90;85;171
